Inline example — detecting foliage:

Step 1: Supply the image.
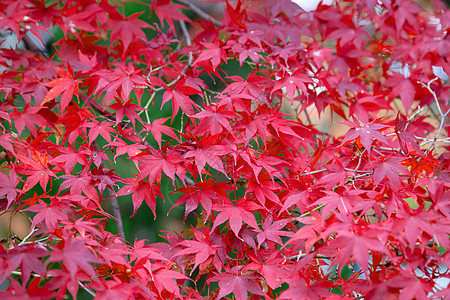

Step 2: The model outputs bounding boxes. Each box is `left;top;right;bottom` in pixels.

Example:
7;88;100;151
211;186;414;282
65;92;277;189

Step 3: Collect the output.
0;0;449;299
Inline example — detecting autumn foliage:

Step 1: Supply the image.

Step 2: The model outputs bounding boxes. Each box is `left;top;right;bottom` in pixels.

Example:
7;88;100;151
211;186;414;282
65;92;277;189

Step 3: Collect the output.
1;0;450;299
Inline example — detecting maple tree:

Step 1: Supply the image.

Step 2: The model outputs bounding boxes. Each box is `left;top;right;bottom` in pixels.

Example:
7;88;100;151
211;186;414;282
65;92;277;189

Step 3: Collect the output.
0;0;449;299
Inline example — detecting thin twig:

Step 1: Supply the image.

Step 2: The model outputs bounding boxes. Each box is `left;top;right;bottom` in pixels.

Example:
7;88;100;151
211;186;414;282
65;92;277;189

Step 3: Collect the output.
18;227;39;246
300;168;327;176
178;0;222;26
107;188;125;239
288;253;331;260
92;141;125;240
297;204;326;218
419;77;443;116
427;108;450;151
78;281;96;297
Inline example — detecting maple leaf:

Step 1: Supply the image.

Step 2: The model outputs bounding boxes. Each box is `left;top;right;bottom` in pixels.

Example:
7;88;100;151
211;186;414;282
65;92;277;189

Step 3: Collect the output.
392;210;449;250
130;239;169;263
279;279;330;300
184;135;231;177
255;214;293;247
151;264;188;298
330;227;389;273
289;212;326;253
93;63;149;105
117;176;160;218
16;151;56;191
91;166;123;194
170;179;230;220
309;189;366;217
235;46;265;66
108;138;146;161
108;98;144;128
212;199;260;237
3;277;56;299
192;104;236;136
386;75;416;112
150;0;190;29
245;175;281;207
42;66;80;113
208;266;263;300
172;229;219;275
62;218;102;238
0;168;21;209
141;117;180;149
10;105;49;137
371;156;410;187
341;118;390;153
245;253;291;289
0;244;48;286
90;279;141;300
50;145;90;174
272;69;313;105
25;200;72;231
316;162;351;189
0;133;15;153
134;148;184;184
193;42;228;72
162;79;201;117
59;169;99;202
110;12;153;54
387;274;433;300
84;120;117;145
47;236;99;279
224;72;272;105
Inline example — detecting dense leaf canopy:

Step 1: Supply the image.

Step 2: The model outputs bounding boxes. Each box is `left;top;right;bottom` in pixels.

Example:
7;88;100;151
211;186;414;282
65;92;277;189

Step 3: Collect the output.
0;0;449;299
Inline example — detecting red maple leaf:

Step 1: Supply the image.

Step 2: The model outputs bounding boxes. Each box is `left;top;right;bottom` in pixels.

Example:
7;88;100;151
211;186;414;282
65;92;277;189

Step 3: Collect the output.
10;105;49;137
386;75;416;112
209;266;263;300
255;214;293;247
150;0;190;29
245;253;291;289
184;135;231;177
16;150;56;191
310;188;366;217
50;145;90;174
42;66;80;113
192;104;236;136
341;118;390;153
59;169;99;202
272;69;313;105
134;148;184;184
108;98;144;128
117;177;161;218
172;228;219;275
0;244;47;286
212;199;260;237
110;12;153;54
162;79;201;117
279;278;330;300
47;236;99;279
84;120;117;145
25;200;72;230
141;117;180;149
371;156;410;187
193;42;228;72
0;168;21;209
170;179;230;220
108;138;146;161
151;264;188;298
93;63;149;105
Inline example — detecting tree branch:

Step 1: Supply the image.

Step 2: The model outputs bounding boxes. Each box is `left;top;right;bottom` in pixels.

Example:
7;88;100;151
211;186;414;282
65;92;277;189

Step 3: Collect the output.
178;0;222;26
